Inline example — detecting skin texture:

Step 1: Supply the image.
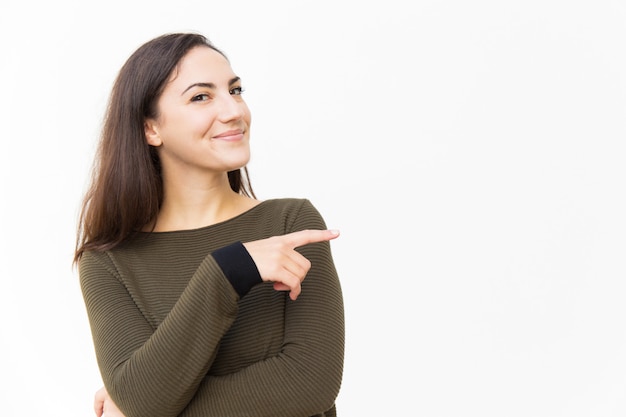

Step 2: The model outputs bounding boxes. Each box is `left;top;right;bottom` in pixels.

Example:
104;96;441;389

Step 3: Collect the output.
92;45;340;416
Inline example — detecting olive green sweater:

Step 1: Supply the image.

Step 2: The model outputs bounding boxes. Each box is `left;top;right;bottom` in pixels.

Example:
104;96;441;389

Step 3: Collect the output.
79;199;344;417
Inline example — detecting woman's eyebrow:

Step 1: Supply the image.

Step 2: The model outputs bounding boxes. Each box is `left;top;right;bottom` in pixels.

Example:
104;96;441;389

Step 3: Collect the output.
181;82;215;95
181;77;241;96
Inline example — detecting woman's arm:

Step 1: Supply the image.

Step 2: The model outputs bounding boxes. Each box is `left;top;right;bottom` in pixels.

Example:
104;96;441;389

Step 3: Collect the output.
80;252;241;417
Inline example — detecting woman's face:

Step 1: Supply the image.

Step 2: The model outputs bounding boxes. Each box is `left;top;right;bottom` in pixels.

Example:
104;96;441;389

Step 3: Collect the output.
144;46;252;177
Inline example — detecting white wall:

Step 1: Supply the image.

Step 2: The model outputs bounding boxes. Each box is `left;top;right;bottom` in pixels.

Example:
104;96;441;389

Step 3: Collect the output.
1;1;625;416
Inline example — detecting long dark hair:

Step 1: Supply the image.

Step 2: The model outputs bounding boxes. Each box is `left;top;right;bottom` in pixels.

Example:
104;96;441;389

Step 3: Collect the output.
74;33;254;264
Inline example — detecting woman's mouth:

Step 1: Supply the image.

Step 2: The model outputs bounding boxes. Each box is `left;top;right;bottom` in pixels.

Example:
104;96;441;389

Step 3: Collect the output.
213;129;244;141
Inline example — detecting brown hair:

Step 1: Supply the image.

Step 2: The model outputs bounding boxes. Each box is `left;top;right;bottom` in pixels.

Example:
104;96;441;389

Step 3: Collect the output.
74;33;254;264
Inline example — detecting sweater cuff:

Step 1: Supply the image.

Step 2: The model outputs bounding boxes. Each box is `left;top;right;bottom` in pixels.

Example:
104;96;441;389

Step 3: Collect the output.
212;241;262;298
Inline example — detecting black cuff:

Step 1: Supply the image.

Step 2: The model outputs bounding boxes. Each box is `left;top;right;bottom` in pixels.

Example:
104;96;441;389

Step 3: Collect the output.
212;241;262;298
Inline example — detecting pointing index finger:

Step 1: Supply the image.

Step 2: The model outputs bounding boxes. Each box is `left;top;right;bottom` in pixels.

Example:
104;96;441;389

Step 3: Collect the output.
285;229;340;249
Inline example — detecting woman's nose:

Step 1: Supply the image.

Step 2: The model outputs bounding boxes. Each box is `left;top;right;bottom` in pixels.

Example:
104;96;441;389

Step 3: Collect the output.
218;93;245;122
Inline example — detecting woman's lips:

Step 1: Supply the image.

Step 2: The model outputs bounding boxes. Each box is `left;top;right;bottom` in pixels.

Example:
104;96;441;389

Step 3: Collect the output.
213;129;244;141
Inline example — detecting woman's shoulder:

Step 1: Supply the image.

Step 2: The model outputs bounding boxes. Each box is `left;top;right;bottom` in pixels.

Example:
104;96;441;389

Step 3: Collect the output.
258;198;326;231
77;247;120;283
260;197;313;210
258;198;320;217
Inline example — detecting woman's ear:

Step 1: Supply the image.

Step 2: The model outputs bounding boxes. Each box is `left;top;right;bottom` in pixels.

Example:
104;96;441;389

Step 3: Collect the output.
144;119;162;147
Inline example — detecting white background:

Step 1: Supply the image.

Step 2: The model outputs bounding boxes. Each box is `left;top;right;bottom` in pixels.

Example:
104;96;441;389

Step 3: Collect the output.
1;1;625;416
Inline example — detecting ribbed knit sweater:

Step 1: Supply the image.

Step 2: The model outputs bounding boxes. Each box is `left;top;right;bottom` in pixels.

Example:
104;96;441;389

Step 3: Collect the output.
79;198;344;417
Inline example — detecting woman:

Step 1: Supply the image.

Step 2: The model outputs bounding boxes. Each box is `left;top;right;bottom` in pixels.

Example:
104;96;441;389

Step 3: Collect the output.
74;32;344;417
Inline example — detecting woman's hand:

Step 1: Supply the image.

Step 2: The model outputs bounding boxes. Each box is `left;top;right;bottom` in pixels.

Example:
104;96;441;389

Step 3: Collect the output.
94;386;126;417
243;229;339;300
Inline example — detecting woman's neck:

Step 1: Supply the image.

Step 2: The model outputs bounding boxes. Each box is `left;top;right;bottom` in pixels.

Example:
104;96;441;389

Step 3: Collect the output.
150;177;259;232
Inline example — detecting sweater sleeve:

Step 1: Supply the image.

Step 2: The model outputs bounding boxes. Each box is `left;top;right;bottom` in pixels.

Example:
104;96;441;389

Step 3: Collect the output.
180;199;345;417
212;241;263;298
79;250;240;417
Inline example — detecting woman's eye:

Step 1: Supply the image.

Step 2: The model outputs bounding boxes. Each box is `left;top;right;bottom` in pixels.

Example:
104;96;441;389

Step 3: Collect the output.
191;93;210;102
230;86;245;95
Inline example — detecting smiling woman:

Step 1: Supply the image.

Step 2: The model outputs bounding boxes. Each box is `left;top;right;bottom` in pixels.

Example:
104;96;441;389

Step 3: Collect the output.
73;32;345;417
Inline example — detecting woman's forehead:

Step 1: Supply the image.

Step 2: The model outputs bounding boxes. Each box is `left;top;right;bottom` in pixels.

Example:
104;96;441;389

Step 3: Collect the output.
172;47;235;84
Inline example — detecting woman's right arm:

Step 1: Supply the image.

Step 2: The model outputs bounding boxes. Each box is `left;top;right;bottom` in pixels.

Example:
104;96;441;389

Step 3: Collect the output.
80;251;241;417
